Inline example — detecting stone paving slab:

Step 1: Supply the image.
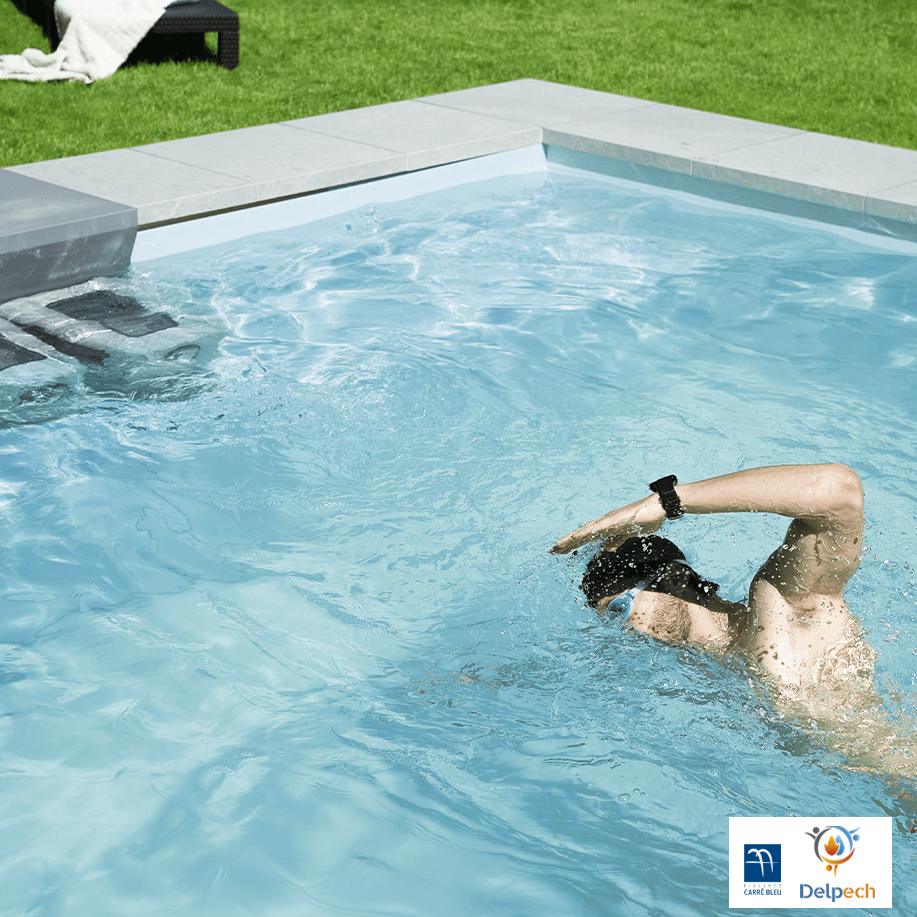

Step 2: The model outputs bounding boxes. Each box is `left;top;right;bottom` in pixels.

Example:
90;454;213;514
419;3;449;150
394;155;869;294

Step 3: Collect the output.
694;130;917;212
284;99;540;172
0;169;136;304
10;148;248;226
422;79;654;126
429;81;917;224
10;129;409;226
865;180;917;222
548;102;803;168
5;94;540;228
133;123;409;190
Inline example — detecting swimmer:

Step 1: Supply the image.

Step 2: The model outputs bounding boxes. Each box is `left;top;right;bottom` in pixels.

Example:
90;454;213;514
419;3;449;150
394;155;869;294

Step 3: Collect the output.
551;464;870;688
552;463;917;785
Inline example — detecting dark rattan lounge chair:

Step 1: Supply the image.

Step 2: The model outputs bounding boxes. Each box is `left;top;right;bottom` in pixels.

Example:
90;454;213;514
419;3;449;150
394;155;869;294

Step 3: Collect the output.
12;0;239;70
145;0;239;70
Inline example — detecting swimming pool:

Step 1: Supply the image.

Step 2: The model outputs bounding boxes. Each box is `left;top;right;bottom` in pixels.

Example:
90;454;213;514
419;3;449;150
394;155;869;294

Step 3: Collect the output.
1;160;916;915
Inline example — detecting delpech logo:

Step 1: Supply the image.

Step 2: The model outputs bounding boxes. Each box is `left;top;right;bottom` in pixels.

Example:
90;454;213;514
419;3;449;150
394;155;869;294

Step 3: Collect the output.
804;824;859;877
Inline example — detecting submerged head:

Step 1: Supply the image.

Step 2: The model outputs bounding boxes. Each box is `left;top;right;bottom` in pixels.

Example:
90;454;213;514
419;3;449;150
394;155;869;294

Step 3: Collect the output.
581;536;737;646
580;535;719;612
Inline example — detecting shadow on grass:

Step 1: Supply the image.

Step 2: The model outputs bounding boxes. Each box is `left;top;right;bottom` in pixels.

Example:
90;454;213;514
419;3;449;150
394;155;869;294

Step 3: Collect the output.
124;33;220;69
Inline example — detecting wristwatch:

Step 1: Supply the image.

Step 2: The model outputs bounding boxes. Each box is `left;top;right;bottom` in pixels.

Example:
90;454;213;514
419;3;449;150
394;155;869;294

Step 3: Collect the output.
649;475;685;519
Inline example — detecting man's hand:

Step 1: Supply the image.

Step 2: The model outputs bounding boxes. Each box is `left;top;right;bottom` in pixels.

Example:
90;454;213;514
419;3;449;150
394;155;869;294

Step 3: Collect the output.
550;495;666;554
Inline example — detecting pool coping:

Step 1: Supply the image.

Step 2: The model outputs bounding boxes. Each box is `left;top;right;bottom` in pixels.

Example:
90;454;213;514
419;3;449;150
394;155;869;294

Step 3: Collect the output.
3;79;917;298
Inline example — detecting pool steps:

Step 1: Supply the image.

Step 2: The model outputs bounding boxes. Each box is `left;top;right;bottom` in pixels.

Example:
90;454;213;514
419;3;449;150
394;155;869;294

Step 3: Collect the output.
0;280;224;421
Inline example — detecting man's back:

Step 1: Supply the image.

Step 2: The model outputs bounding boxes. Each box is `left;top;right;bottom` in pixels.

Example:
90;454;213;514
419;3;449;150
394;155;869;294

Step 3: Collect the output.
740;577;871;686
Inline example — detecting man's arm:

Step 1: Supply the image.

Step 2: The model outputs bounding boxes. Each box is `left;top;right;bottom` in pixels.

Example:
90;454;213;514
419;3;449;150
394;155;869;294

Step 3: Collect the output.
551;464;864;598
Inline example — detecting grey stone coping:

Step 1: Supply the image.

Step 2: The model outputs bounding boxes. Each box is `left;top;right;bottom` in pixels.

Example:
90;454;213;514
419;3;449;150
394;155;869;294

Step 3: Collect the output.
5;98;541;228
0;170;136;305
2;78;917;298
427;81;917;224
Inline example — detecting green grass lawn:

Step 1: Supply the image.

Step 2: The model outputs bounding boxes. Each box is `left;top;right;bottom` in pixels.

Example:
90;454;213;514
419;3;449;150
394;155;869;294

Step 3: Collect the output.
2;0;916;167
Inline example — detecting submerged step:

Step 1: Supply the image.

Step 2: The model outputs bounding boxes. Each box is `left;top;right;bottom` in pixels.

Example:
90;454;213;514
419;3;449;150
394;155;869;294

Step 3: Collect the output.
0;316;86;421
47;290;178;338
0;280;226;423
0;330;45;371
0;283;219;367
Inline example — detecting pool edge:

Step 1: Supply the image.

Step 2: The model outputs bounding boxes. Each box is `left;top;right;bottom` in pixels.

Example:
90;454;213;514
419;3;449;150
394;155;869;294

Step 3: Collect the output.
3;79;917;295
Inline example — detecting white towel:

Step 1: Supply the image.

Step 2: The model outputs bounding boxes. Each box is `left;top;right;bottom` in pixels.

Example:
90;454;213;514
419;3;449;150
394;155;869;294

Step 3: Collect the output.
0;0;171;84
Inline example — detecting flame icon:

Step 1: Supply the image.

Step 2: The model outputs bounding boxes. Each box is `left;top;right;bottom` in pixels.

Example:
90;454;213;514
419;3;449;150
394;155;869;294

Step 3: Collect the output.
805;825;859;877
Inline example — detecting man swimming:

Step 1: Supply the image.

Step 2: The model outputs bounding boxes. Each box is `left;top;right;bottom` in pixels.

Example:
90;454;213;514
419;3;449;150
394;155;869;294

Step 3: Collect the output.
551;464;872;688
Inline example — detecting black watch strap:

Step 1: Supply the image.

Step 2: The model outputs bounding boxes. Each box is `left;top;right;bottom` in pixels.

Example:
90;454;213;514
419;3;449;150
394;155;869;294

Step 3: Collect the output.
649;475;685;519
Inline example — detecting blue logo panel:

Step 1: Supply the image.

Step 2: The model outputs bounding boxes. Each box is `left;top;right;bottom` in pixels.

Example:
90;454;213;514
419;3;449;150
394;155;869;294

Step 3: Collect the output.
743;843;781;882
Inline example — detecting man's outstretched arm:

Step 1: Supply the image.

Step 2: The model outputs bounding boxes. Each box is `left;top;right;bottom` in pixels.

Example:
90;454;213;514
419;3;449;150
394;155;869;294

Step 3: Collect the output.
551;464;864;598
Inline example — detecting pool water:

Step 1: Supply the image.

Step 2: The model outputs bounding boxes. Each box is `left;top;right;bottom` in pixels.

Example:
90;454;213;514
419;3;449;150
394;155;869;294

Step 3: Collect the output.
1;165;916;916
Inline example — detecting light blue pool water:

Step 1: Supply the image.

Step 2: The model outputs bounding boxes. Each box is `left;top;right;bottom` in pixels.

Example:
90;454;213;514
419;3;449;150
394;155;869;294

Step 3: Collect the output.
2;163;916;916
